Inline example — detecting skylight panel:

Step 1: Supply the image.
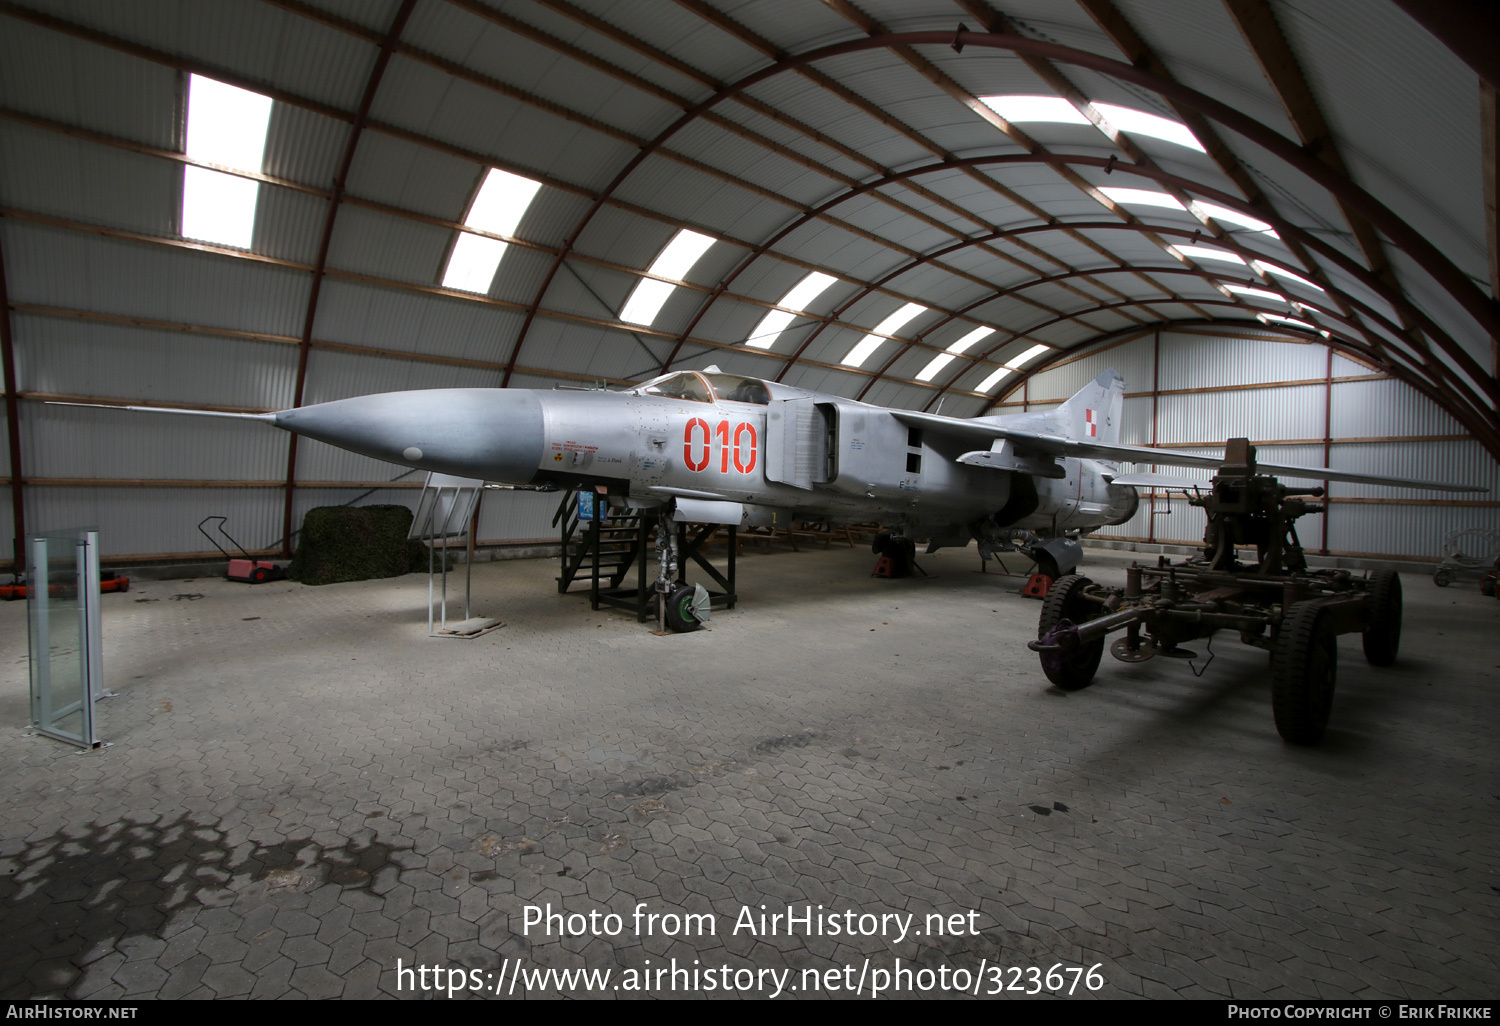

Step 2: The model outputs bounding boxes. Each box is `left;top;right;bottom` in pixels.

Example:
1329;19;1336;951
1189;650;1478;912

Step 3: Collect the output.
977;342;1053;393
948;325;997;354
1010;343;1051;366
464;168;542;237
1092;103;1204;152
979;95;1090;125
977;366;1015;393
746;271;837;349
180;74;273;249
1192;201;1275;236
780;271;838;312
1256;261;1326;292
976;96;1204;153
915;326;995;382
442;233;506;294
840;302;927;369
1099;187;1187;212
746;310;796;350
1258;313;1317;331
916;353;958;382
1223;284;1289;302
649;229;716;280
621;229;717;326
185;75;273;169
182;168;260;250
441;168;542;294
1174;245;1247;265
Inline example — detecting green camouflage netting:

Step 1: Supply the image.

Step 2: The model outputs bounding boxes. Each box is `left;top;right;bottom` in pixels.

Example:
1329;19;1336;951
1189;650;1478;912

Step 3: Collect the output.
286;505;433;586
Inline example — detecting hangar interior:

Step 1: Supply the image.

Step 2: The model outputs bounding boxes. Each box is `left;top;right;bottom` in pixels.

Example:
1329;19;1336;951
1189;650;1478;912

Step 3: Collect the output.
0;0;1497;1001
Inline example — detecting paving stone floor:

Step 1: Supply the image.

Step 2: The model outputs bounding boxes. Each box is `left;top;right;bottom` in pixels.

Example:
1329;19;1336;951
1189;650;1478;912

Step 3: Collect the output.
0;544;1495;1000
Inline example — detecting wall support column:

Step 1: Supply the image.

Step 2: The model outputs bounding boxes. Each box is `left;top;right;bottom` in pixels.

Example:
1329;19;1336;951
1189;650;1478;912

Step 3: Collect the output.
1321;346;1332;556
0;229;25;570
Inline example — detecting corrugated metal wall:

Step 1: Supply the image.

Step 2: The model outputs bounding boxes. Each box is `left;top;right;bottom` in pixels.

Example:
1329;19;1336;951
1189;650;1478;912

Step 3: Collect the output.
0;1;1490;570
1024;330;1496;559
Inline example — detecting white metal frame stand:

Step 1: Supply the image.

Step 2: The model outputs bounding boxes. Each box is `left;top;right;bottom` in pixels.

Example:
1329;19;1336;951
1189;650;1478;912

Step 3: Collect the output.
409;473;502;638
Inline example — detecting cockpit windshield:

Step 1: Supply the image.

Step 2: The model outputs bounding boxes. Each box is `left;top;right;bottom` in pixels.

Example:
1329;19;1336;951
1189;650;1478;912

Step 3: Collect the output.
628;371;772;405
705;374;771;405
635;371;713;403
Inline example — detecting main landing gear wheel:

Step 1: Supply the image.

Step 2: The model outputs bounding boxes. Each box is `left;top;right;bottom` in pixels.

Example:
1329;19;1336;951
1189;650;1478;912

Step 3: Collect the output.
664;584;701;633
1362;570;1402;667
1036;575;1103;691
1271;600;1338;745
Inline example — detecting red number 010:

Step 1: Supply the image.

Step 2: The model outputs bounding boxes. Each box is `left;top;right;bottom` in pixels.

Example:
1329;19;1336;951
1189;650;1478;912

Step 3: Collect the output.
683;419;757;474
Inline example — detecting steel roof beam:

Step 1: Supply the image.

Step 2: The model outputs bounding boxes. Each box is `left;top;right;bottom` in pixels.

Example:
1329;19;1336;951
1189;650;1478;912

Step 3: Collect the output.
814;0;1191;314
1071;2;1409;391
825;0;1211;317
479;22;1496;429
1077;0;1445;387
455;0;1028;253
0;6;1096;391
0;228;24;570
991;320;1500;460
680;32;1500;396
0;3;1034;339
0;103;1056;353
1485;81;1500;377
734;150;1485;413
1222;0;1397;283
672;0;1164;315
1389;0;1500;93
1;206;1024;399
260;0;1091;335
281;0;416;557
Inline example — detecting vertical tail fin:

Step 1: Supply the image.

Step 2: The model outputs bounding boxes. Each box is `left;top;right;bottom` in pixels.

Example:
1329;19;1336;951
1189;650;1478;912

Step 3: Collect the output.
1054;369;1124;444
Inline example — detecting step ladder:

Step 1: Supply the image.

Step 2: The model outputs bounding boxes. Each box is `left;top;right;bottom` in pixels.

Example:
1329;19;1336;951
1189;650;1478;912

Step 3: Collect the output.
554;490;739;625
554;490;646;595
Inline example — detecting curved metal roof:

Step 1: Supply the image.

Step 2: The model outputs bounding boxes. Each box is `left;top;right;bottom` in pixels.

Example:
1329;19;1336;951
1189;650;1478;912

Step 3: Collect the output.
0;0;1496;550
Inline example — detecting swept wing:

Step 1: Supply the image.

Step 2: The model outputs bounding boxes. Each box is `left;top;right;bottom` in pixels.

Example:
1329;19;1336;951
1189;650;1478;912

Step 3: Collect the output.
888;410;1482;493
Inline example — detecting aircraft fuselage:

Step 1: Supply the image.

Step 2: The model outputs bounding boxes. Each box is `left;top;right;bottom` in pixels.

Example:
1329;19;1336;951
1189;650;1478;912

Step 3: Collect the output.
272;376;1137;540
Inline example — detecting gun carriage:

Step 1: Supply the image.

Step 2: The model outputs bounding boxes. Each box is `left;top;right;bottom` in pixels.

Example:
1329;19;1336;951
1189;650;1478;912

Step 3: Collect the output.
1027;439;1402;745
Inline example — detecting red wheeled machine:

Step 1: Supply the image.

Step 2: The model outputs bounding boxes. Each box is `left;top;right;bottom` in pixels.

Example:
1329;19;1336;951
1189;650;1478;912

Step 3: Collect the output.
0;572;130;600
198;516;286;583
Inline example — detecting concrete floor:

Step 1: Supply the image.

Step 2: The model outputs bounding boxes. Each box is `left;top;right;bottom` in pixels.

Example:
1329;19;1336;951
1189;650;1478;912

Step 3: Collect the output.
0;542;1496;1000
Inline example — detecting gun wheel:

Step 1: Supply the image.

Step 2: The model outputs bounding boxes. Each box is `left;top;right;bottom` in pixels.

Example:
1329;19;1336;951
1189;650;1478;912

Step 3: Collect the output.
1036;575;1103;690
1272;600;1338;745
1362;570;1402;667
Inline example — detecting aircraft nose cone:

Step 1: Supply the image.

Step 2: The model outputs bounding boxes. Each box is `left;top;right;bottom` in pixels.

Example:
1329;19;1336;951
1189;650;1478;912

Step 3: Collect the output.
274;389;544;483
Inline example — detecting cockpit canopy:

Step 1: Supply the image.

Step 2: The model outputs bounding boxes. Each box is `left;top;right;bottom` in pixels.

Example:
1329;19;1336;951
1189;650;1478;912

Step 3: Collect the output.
627;370;772;405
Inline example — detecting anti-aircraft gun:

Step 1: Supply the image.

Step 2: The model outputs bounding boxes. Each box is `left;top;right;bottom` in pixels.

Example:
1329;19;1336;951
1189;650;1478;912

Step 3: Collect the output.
1027;439;1402;745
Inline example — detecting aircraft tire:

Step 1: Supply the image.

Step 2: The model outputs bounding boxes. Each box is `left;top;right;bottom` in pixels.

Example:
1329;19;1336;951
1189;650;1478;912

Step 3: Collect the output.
664;584;701;633
1271;600;1338;745
1036;575;1103;690
1361;570;1401;667
872;531;891;555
